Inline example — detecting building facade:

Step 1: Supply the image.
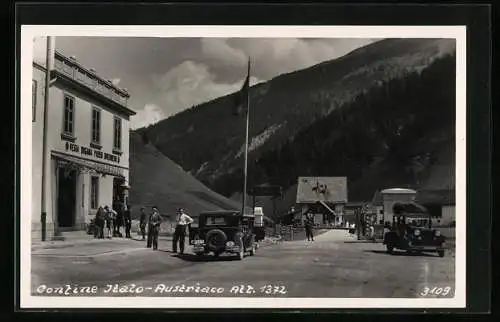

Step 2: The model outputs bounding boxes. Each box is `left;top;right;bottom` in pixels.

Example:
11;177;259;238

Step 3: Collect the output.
380;188;417;223
32;52;136;240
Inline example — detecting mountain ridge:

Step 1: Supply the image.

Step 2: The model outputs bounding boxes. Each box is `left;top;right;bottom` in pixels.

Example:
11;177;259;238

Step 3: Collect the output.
133;38;456;219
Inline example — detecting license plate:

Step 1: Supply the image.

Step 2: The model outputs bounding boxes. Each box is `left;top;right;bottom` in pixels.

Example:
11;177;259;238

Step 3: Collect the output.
193;240;204;245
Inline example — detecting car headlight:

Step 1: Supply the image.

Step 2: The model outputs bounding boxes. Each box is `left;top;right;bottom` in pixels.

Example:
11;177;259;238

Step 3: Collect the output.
414;229;420;236
435;230;441;237
226;241;234;247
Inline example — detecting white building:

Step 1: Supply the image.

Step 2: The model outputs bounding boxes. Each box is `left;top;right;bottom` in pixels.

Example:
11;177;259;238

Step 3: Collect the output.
32;51;136;240
379;188;417;223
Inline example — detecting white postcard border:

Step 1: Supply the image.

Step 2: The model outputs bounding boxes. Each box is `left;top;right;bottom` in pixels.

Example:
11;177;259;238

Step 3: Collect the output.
20;25;467;309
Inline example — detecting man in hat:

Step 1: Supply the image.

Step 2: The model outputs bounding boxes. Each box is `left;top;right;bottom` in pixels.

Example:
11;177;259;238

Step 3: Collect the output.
139;207;147;240
304;211;315;242
149;206;162;250
172;208;194;254
124;204;132;238
146;207;154;248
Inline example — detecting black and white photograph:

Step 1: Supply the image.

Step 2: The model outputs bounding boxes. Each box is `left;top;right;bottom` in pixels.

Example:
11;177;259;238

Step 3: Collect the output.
20;25;466;308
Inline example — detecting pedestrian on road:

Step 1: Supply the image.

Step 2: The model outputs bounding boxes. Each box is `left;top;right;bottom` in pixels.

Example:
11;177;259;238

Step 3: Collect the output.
95;206;105;239
150;206;162;250
115;200;124;238
146;208;154;248
304;212;315;242
369;224;375;242
172;208;194;254
139;207;147;240
124;204;132;238
104;206;114;239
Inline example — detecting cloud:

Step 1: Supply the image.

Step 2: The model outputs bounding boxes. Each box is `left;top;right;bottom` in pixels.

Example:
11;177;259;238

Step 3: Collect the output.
200;38;247;67
32;36;376;126
227;38;377;79
145;60;263;121
130;104;165;129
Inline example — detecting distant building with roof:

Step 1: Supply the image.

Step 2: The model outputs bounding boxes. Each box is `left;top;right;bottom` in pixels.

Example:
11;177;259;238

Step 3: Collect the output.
295;176;348;226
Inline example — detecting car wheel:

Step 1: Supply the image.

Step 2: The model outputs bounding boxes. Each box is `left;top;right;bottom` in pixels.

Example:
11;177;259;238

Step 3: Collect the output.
438;250;445;257
386;245;394;254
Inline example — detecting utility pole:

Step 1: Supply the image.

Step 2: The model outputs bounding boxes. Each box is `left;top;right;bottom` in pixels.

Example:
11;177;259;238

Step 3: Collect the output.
41;36;55;241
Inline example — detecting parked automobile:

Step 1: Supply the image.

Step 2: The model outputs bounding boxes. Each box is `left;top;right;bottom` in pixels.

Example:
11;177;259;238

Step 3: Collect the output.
383;202;447;257
189;210;258;260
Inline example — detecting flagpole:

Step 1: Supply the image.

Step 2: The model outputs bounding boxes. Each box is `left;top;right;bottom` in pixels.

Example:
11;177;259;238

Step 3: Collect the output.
241;59;250;216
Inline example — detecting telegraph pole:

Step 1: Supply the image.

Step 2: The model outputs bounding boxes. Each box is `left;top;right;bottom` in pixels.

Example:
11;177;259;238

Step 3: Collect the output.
41;36;55;241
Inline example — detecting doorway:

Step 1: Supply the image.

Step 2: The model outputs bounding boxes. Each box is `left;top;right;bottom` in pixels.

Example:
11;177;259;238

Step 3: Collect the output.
57;167;77;228
113;177;125;205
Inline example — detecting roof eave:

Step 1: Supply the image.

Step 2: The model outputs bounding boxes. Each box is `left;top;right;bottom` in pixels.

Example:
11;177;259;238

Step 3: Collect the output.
51;70;137;117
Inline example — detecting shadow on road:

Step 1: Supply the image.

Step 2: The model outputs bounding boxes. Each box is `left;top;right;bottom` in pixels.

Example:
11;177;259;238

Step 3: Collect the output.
365;250;439;258
173;253;241;262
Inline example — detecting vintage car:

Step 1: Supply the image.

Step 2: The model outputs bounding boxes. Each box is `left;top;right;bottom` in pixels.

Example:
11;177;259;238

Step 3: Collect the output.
383;202;447;257
188;210;258;260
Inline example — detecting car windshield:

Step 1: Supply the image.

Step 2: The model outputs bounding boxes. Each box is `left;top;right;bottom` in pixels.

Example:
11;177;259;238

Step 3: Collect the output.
406;217;430;228
203;215;241;227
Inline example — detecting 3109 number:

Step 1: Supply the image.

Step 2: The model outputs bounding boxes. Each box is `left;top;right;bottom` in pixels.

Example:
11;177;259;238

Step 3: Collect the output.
419;286;453;297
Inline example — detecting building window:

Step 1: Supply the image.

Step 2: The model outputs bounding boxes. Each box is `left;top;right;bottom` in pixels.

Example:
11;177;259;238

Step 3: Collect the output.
90;176;99;210
32;80;37;122
63;94;75;136
91;108;101;146
113;117;122;151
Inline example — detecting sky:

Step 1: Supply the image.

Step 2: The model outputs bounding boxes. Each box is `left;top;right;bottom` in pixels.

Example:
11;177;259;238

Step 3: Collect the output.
33;37;376;129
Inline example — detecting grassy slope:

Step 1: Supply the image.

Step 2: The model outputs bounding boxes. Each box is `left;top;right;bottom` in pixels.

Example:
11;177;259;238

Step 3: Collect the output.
128;132;240;219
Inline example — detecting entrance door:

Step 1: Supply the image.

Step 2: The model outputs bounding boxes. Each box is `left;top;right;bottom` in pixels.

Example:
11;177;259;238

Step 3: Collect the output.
57;167;77;228
113;177;125;205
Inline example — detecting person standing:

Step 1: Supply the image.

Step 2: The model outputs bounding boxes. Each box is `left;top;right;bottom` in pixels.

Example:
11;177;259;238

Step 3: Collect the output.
124;204;132;238
172;208;194;254
115;201;124;237
149;206;162;250
95;206;105;239
139;207;147;240
146;208;154;248
304;211;314;242
104;206;114;239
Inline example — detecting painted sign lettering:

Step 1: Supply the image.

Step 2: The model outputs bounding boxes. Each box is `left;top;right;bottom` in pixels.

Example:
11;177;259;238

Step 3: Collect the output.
64;142;120;164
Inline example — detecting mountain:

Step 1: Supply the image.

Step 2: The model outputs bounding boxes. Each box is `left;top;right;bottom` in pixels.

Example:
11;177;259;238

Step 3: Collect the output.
134;38;456;219
138;39;455;185
128;131;240;219
254;54;456;217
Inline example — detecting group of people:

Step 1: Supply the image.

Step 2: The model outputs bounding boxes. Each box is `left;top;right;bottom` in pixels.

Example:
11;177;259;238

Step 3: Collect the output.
93;202;132;239
139;206;194;253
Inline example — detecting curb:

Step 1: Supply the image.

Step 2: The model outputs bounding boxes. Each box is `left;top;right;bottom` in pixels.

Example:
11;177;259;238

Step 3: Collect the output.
31;237;172;252
343;240;383;244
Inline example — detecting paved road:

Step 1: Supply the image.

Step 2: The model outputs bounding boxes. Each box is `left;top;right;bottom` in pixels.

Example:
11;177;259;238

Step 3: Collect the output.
31;230;455;298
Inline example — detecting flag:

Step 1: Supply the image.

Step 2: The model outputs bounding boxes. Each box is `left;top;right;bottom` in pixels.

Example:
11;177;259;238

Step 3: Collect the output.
233;59;250;115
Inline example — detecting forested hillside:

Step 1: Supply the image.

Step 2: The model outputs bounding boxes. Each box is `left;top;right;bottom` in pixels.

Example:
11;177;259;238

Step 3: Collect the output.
219;54;456;214
137;38;456;192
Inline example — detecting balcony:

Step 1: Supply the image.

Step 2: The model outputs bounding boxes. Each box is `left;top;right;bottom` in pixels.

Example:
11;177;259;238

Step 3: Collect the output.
53;52;130;109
